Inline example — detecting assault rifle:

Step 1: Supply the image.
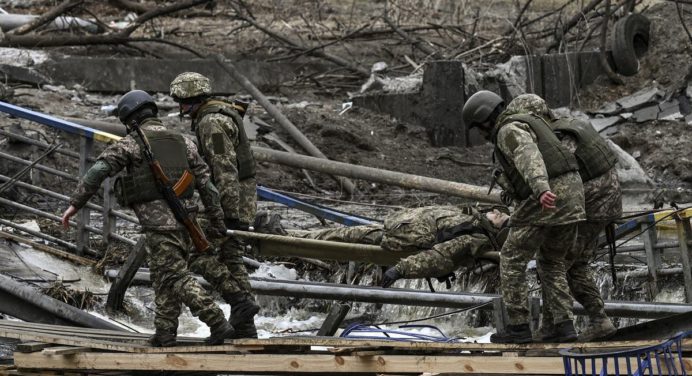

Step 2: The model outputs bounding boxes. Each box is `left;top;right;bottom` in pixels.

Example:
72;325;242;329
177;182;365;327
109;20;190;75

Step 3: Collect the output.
132;123;211;252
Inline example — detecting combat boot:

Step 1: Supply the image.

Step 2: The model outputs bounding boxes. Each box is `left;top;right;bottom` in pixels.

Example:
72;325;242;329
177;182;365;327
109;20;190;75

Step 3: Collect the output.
148;329;177;347
578;316;616;342
540;320;577;343
206;320;235;345
229;298;260;339
533;322;555;342
490;323;533;344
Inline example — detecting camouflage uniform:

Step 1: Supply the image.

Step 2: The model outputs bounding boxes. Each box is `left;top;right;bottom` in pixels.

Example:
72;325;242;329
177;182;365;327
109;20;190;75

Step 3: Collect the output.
493;94;586;326
539;133;622;327
69;119;227;334
188;100;255;302
293;206;498;278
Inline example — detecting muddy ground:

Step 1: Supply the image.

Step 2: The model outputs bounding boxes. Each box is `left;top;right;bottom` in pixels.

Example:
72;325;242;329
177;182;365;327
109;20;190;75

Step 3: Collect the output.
0;0;690;209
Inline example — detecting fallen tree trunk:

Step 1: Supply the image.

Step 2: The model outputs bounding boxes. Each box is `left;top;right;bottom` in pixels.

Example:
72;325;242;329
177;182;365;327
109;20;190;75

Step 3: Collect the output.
252;146;502;203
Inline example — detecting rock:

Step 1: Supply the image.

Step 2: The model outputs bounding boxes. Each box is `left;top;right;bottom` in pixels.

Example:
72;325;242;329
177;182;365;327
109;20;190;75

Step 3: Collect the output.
616;86;664;111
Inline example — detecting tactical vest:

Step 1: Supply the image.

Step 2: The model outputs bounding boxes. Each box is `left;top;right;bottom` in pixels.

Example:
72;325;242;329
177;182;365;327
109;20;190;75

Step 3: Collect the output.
492;113;578;200
552;118;617;182
194;100;256;181
115;129;194;207
380;206;493;252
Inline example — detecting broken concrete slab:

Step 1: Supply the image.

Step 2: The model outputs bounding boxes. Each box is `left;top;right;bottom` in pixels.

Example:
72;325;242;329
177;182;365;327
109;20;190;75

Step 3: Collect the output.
37;57;322;94
633;105;660;123
590;116;622;132
658;107;683;121
659;99;679;112
593;101;622;116
616;86;664;111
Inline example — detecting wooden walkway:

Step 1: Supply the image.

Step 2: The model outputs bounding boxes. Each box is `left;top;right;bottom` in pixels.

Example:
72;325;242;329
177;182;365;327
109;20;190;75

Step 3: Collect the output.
1;320;692;375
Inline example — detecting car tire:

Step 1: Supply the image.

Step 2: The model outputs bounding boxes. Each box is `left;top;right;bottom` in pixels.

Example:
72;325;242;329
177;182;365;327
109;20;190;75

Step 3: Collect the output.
611;13;651;76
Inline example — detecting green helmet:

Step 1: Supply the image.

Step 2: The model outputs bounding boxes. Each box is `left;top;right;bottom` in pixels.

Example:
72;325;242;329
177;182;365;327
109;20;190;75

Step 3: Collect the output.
462;90;504;128
170;72;212;101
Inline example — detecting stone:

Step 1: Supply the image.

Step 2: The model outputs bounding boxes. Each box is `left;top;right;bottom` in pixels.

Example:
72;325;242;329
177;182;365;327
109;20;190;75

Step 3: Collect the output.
590;116;622;132
632;105;660;123
616;86;664;112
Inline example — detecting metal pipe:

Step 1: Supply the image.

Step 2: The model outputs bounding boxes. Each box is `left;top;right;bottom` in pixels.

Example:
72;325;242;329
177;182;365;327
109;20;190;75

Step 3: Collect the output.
105;269;692;319
0;174;139;224
251;147;502;204
0;196;101;236
612;241;690;253
0;150;77;181
63;116;126;137
0;273;124;331
214;54;356;197
617;267;684;279
0;128;95;162
0;217;86;253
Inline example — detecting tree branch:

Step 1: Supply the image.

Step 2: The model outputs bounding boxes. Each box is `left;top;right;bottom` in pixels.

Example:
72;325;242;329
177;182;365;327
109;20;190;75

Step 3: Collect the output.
675;0;692;44
8;0;84;36
120;0;212;37
108;0;152;14
382;13;440;57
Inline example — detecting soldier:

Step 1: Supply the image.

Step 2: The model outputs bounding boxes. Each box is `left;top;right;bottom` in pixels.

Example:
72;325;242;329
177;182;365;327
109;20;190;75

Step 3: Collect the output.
61;90;234;346
256;206;509;287
535;113;622;342
462;91;586;343
170;72;259;338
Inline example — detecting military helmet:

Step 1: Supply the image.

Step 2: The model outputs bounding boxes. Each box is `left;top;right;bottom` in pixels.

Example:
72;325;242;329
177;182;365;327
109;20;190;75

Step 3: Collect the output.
462;90;504;128
170;72;212;101
117;90;157;124
505;93;550;117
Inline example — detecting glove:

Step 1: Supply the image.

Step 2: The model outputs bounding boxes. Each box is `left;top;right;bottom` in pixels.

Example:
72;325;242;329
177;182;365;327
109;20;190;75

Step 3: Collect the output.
206;218;228;239
225;218;249;231
500;190;513;206
381;267;402;288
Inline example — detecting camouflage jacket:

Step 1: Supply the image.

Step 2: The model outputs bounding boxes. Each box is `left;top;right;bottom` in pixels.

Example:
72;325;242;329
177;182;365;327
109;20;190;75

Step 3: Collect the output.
494;95;586;226
69;119;224;231
192;100;254;222
559;135;622;221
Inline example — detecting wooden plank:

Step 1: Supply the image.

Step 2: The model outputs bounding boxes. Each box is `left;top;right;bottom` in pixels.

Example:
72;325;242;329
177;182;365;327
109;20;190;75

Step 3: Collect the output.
642;222;661;298
42;346;92;355
14;352;692;374
677;217;692;303
0;231;95;266
15;342;51;353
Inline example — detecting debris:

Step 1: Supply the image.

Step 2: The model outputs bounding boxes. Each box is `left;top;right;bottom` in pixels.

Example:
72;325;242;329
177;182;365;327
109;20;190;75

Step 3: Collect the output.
608;140;654;187
616;86;663;112
0;13;99;34
590;116;622;133
633;105;660;123
594;101;621;116
41;281;101;310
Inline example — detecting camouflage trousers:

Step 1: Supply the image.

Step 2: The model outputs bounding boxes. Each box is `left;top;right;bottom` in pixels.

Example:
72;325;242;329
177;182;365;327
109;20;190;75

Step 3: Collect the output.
145;230;226;334
238;178;257;225
501;224;577;325
539;220;608;326
395;234;491;278
294;225;384;245
189;236;254;302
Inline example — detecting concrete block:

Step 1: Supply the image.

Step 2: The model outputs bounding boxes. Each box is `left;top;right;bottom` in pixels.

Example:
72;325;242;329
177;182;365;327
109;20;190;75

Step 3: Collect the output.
593;101;622;116
633;105;660;123
37;57;317;94
422;61;467;146
578;51;603;87
542;54;577;108
0;64;50;85
524;55;543;97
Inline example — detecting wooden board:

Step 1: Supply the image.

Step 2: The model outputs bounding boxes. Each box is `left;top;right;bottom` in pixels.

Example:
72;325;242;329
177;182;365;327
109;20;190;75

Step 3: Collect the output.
13;352;692;374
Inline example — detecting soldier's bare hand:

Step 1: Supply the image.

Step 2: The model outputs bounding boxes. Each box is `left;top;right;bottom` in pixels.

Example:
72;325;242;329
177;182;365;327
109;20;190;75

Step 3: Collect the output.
61;205;78;229
539;191;557;209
